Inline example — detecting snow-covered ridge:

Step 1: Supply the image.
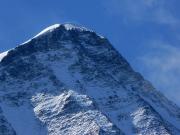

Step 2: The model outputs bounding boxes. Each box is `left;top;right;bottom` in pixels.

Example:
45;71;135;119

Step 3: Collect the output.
21;23;104;45
63;23;93;31
63;23;104;38
34;24;61;38
0;51;9;62
21;24;61;45
34;23;101;38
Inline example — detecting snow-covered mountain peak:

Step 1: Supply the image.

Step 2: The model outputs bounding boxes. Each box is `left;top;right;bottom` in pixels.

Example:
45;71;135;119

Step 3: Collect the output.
34;24;61;38
0;23;180;135
21;23;104;46
1;23;108;66
34;23;100;39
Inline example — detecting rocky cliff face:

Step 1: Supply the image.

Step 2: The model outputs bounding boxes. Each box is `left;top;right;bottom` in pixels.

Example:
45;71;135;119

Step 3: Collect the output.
0;24;180;135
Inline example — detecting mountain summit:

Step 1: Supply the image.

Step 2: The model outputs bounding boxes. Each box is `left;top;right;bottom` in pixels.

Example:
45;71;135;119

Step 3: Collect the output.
0;23;180;135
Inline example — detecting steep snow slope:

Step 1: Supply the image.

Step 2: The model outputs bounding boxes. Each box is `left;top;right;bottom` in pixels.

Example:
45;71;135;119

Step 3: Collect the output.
0;23;180;135
0;51;8;62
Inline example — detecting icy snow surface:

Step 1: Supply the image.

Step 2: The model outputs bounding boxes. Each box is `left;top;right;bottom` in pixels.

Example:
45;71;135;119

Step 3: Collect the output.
0;51;8;62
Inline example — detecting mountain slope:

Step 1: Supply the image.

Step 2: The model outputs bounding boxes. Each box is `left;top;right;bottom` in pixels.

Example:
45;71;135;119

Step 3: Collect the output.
0;23;180;135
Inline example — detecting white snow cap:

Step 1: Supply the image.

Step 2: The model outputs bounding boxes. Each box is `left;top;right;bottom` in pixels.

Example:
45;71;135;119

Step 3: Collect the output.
33;23;105;39
34;23;92;39
0;51;9;62
21;23;104;45
63;23;92;31
34;24;61;38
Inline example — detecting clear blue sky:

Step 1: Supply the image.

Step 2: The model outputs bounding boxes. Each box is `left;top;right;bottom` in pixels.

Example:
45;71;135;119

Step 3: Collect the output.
0;0;180;106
